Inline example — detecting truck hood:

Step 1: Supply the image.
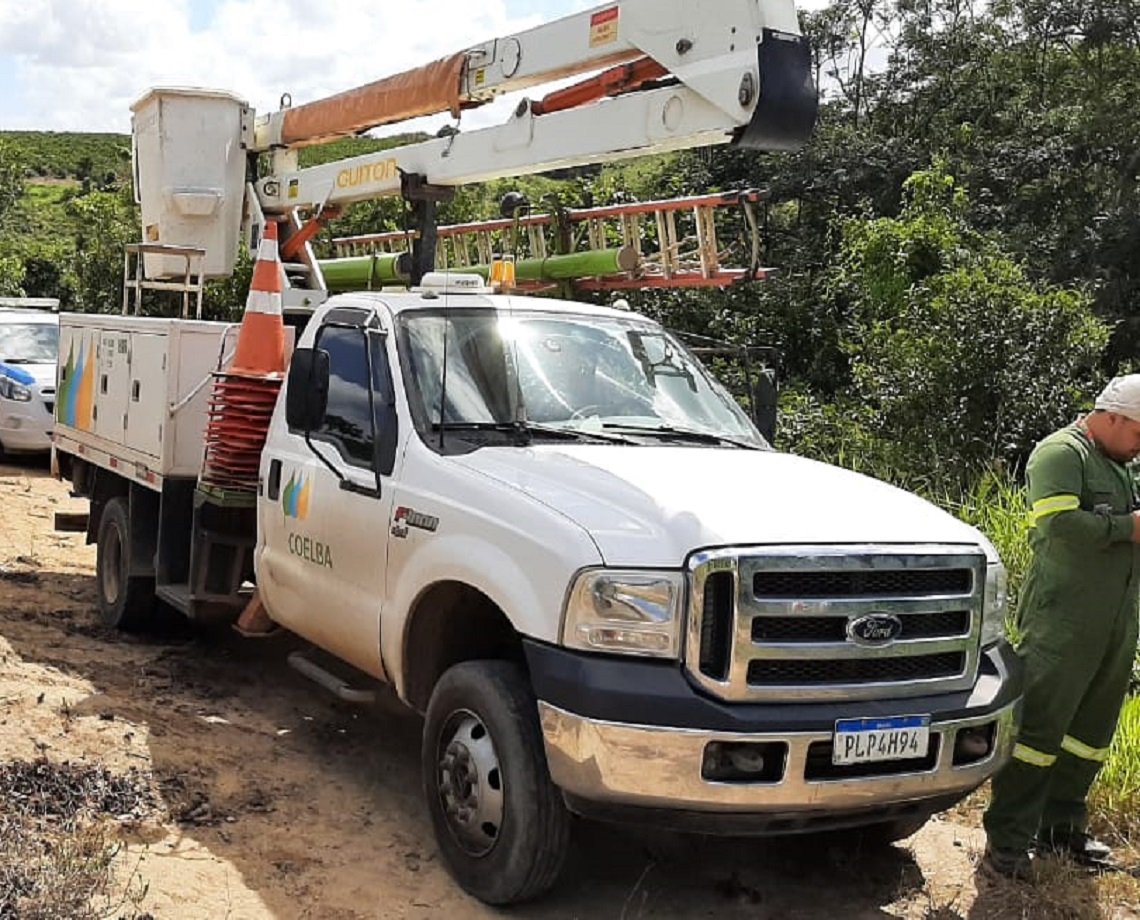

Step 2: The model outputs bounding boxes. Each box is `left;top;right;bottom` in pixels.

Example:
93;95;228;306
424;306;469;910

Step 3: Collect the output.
454;445;991;567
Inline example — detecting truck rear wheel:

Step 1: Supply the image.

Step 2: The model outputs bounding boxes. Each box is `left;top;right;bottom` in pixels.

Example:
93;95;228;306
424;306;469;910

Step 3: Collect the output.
96;496;154;631
422;660;570;905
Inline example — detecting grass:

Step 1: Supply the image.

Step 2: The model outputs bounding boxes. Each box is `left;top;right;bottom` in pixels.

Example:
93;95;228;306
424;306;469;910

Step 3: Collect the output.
0;759;155;919
942;467;1032;619
1091;696;1140;841
2;815;119;919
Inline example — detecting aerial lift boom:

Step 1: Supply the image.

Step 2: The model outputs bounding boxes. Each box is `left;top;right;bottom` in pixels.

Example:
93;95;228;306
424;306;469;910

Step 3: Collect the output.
130;0;817;298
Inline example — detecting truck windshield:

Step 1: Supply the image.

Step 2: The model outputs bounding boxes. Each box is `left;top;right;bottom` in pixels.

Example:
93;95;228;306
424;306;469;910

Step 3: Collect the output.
0;323;58;364
398;308;766;449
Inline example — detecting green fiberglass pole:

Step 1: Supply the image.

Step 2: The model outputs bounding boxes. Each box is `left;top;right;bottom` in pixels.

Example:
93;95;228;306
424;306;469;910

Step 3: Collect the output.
319;247;639;292
320;252;412;291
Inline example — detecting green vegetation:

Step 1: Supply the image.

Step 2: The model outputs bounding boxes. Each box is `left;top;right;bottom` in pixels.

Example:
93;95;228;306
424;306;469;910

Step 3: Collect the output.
1;131;130;183
1091;696;1140;840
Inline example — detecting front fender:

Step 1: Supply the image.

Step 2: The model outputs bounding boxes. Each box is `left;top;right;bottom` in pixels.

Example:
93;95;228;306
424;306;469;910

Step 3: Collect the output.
382;531;602;700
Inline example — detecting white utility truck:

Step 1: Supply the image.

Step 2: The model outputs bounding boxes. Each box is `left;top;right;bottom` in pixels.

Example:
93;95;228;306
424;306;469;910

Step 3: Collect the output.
52;0;1022;905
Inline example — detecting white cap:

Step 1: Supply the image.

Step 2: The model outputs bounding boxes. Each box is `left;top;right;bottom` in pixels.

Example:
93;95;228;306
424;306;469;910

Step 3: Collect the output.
1094;374;1140;423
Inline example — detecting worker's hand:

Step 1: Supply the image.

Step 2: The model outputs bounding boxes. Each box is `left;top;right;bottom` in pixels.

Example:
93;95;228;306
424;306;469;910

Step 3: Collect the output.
1131;511;1140;542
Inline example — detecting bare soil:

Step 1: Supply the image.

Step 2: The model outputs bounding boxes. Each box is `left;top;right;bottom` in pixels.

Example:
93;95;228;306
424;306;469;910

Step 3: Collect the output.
0;458;1136;919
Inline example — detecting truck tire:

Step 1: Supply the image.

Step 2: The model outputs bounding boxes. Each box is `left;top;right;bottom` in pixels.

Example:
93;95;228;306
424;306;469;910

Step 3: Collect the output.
96;496;154;631
422;660;571;905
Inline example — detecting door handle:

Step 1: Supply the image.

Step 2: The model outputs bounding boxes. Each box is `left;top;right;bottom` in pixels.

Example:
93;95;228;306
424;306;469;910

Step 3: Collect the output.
267;459;282;500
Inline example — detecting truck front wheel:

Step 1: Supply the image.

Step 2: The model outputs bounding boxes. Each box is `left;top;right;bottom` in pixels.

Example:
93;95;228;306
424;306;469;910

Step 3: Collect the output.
96;496;154;631
422;660;571;905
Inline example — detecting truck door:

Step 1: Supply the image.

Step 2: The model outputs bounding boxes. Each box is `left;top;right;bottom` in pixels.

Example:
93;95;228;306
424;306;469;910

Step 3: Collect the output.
257;313;397;679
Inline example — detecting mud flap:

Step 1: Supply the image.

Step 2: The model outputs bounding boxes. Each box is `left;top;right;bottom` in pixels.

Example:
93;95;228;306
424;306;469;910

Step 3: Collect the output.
734;29;818;153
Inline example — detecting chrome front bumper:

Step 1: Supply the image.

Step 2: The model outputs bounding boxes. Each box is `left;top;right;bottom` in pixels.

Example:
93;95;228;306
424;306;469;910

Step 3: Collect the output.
539;699;1018;814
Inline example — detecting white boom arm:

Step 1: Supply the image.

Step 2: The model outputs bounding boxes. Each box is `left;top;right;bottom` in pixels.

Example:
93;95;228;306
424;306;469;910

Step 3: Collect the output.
253;0;816;210
130;0;815;284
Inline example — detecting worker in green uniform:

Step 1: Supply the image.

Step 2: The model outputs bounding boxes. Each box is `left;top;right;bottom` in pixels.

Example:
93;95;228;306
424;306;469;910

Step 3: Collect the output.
982;375;1140;879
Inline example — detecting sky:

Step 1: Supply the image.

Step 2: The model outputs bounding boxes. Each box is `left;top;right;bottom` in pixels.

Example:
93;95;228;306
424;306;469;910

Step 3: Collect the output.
0;0;611;135
0;0;830;136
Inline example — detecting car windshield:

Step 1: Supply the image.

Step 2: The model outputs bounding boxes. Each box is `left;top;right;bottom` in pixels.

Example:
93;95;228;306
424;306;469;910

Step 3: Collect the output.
0;322;58;364
398;308;766;448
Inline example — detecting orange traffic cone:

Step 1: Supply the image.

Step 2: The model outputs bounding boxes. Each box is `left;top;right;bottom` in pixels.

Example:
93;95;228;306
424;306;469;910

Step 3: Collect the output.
199;220;289;500
230;220;287;377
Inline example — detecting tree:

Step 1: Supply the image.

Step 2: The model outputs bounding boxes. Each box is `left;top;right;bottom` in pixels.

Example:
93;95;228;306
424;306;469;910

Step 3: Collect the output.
0;142;27;294
834;164;1109;481
66;189;138;312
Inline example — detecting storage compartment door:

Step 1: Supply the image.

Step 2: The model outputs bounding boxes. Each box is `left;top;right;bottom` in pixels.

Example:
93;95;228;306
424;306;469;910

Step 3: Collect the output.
56;324;99;434
126;333;168;460
93;331;131;444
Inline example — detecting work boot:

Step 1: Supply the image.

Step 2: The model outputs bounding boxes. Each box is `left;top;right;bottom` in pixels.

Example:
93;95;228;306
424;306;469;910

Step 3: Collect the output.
1038;827;1115;867
981;844;1035;881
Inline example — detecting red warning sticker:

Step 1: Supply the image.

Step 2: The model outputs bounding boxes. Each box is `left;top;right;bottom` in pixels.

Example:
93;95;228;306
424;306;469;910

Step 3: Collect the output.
590;7;619;47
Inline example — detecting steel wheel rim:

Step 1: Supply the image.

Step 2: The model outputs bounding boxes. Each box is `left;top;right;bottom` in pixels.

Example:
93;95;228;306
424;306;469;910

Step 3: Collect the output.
436;708;505;857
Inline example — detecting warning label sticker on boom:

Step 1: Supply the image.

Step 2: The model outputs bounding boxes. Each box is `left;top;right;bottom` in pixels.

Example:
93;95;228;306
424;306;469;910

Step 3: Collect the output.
590;7;619;47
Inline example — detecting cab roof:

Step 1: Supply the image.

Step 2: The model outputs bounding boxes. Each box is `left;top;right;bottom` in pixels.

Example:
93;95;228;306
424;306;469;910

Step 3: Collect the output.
321;290;653;325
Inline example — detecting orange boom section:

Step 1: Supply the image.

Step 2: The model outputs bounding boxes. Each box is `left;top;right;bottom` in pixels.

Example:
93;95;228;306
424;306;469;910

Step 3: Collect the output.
279;53;471;148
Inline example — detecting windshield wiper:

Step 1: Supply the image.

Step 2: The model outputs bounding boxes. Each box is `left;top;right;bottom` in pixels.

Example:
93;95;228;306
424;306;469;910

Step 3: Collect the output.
526;423;634;445
430;421;634;446
431;422;530;445
600;423;760;449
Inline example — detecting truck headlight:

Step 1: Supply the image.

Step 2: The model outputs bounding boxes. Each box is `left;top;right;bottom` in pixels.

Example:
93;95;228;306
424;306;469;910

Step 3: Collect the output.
562;569;685;658
982;562;1008;647
0;376;32;402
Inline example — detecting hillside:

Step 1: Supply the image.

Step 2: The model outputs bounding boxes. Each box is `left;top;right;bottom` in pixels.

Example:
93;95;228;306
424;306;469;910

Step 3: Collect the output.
1;131;131;182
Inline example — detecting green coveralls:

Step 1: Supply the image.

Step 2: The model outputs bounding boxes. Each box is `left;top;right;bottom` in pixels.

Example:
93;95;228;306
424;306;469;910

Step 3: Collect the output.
983;424;1139;852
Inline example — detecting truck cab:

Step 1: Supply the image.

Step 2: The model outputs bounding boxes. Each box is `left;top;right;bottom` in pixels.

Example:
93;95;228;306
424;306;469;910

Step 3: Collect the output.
252;276;1021;901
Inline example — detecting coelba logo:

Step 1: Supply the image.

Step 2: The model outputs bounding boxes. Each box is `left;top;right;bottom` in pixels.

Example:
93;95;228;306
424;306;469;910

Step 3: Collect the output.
282;472;312;520
56;340;95;431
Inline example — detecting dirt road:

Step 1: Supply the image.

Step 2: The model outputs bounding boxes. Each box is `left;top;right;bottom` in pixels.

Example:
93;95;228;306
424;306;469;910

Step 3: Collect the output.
0;460;1128;919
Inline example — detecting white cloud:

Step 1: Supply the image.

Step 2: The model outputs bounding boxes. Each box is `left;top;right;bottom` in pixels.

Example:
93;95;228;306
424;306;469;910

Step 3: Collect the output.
0;0;564;132
0;0;825;136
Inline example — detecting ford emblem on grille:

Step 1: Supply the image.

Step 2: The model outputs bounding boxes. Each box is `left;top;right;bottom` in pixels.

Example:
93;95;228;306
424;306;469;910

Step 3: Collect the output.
847;613;903;645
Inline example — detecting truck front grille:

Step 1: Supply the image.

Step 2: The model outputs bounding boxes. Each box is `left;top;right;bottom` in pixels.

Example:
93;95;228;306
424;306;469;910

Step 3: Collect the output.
747;652;966;686
753;568;971;598
752;610;970;643
686;546;986;702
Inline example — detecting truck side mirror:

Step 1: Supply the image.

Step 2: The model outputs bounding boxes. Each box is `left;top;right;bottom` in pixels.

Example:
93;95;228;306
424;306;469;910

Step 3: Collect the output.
752;369;778;445
286;348;330;432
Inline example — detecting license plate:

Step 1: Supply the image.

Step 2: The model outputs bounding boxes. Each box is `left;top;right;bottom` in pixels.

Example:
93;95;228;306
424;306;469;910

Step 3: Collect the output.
833;715;930;765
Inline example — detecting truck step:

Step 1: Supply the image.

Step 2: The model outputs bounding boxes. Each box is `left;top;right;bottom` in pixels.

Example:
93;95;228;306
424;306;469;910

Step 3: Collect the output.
54;511;89;532
155;582;248;620
287;651;376;704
